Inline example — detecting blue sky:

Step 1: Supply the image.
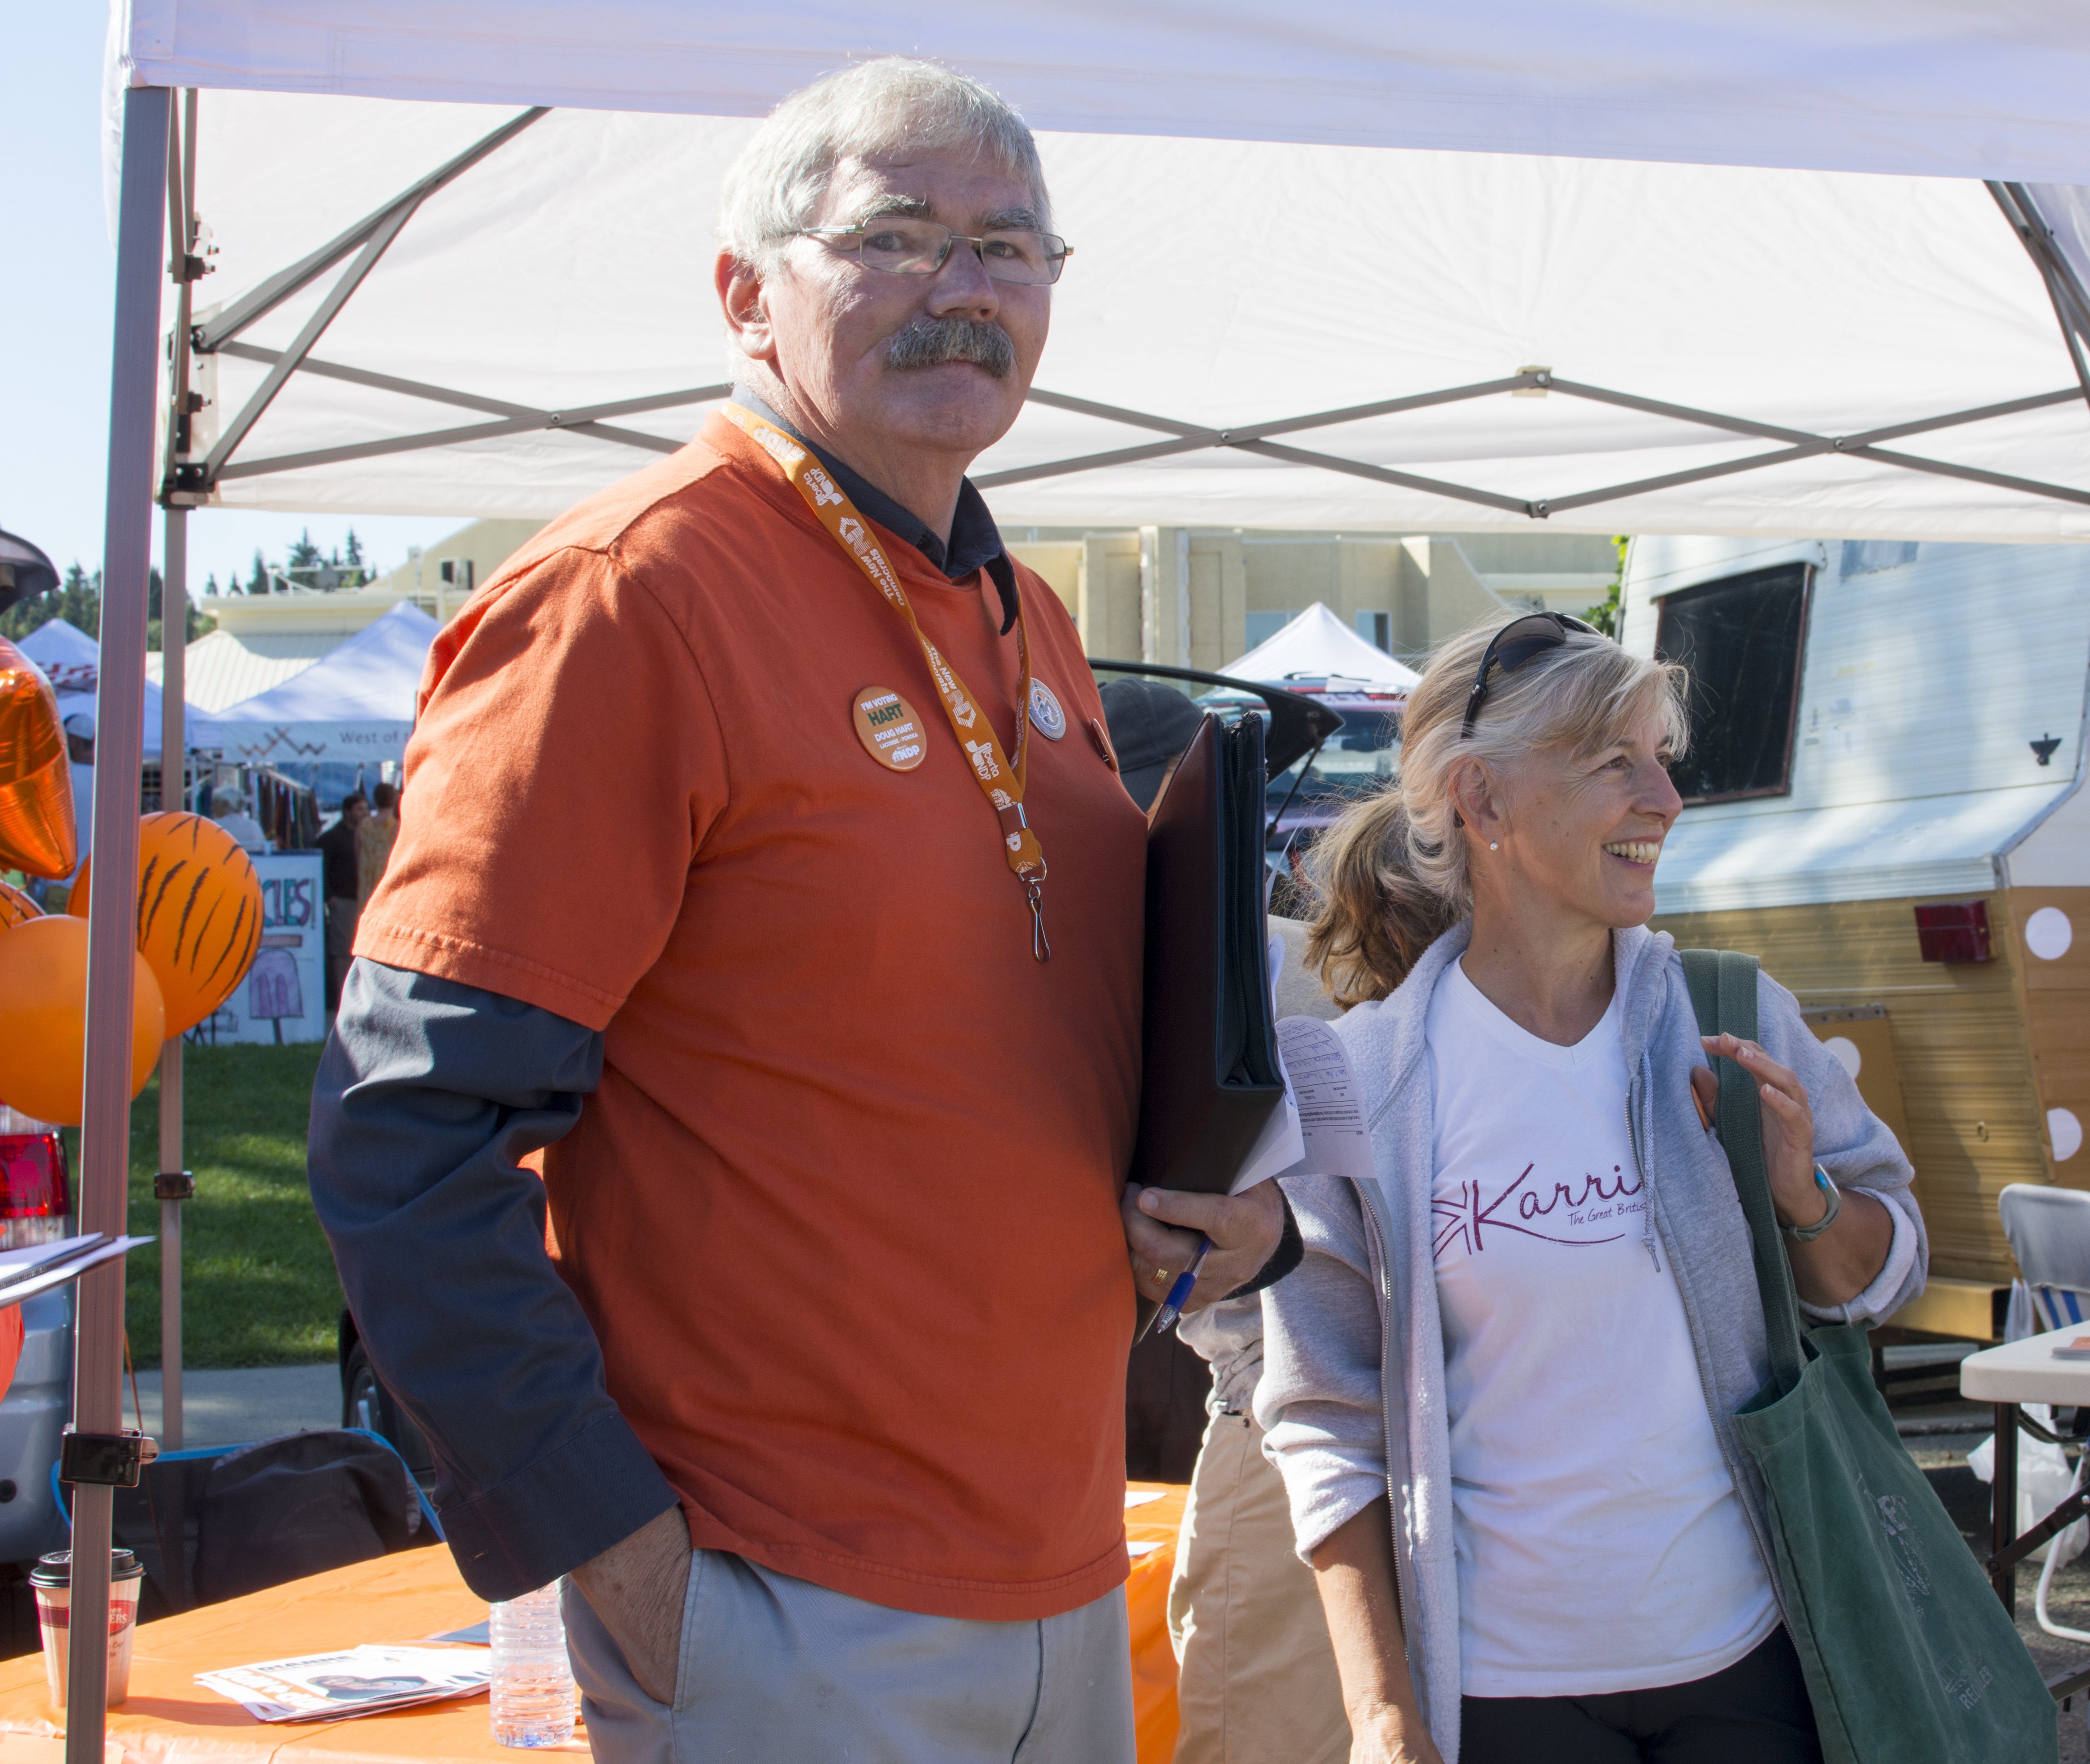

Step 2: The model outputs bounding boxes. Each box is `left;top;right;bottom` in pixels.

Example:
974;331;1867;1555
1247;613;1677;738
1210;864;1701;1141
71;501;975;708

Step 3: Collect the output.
1;8;458;599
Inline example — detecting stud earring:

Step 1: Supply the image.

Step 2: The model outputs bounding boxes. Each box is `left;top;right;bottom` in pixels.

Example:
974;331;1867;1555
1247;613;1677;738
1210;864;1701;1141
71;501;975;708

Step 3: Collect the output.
1489;842;1499;851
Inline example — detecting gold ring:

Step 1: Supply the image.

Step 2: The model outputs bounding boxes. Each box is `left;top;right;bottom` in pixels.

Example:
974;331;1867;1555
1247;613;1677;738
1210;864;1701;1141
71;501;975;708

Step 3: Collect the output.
1153;1266;1171;1285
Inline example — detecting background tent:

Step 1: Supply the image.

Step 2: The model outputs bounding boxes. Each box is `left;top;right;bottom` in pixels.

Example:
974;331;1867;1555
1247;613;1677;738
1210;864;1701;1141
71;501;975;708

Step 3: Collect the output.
197;600;437;766
14;618;198;757
1225;604;1421;689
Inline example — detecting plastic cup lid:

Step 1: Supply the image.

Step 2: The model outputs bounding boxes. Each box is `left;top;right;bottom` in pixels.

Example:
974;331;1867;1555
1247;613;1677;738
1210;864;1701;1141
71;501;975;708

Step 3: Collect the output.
30;1549;142;1586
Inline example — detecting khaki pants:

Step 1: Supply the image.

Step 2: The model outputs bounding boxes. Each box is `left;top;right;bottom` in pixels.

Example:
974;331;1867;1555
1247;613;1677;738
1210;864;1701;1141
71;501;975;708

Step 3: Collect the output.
1168;1408;1350;1764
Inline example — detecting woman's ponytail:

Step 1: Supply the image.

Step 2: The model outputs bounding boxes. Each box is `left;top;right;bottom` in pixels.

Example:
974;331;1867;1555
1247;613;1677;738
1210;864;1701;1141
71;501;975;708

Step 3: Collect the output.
1303;793;1457;1007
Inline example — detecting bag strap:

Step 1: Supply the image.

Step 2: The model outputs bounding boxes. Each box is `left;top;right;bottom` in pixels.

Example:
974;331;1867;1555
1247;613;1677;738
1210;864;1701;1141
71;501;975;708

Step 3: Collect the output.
1679;948;1807;1392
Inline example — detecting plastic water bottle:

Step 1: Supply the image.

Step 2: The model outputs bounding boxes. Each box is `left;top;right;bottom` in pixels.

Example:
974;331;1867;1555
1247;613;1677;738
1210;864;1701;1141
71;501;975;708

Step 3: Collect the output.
489;1582;577;1748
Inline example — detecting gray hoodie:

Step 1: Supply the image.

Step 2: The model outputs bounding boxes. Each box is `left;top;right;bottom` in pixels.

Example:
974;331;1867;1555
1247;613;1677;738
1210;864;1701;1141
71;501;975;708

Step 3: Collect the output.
1254;921;1925;1762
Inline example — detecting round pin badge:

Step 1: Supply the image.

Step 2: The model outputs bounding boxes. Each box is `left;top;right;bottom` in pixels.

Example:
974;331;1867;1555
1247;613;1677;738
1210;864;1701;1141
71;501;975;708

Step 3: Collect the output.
852;685;928;772
1029;678;1067;741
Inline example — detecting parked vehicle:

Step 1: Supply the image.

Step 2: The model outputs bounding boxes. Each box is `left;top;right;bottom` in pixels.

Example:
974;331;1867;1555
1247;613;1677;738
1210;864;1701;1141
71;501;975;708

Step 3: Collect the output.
1621;535;2090;1337
0;1110;80;1570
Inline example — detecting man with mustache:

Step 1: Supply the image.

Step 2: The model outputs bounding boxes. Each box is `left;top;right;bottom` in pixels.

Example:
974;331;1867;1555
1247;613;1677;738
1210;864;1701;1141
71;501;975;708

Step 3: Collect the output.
308;57;1291;1764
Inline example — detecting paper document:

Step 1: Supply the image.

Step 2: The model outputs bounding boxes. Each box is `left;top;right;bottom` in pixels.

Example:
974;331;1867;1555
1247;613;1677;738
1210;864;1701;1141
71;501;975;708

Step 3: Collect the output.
0;1236;152;1311
1272;1017;1375;1184
197;1644;493;1723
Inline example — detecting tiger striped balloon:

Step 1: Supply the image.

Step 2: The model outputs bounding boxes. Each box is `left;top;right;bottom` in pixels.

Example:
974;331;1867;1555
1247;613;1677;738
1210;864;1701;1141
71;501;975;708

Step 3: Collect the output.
68;812;264;1034
0;880;40;932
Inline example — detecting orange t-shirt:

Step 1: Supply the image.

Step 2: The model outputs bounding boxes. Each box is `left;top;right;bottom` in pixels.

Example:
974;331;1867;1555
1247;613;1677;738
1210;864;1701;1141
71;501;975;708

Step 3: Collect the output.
357;414;1147;1621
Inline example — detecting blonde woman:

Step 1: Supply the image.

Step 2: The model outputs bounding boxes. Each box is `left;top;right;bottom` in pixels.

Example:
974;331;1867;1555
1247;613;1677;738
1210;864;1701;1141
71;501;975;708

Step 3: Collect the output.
1256;614;1924;1764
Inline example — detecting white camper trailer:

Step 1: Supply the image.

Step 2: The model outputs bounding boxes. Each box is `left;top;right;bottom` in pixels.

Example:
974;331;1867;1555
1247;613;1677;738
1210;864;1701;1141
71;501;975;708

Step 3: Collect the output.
1622;536;2090;1336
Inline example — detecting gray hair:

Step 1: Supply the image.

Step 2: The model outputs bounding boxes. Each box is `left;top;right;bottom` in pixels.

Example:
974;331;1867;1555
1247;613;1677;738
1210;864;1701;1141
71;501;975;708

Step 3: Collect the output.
718;58;1051;272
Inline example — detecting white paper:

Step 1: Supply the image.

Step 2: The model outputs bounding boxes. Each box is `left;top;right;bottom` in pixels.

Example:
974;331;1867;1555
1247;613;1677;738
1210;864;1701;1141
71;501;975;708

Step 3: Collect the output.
1126;1539;1167;1557
1272;1017;1375;1184
0;1236;154;1311
197;1644;493;1723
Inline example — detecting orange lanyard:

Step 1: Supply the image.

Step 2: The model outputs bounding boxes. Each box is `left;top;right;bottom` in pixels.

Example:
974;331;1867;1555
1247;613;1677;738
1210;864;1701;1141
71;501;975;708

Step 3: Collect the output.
723;403;1051;962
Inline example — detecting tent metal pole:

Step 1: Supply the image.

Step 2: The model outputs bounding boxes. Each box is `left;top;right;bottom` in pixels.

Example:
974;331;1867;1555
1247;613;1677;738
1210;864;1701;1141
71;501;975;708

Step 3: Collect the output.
156;89;199;1453
193;107;548;356
158;503;186;1453
213;340;727;429
215;387;727;481
200;200;422;483
67;82;170;1761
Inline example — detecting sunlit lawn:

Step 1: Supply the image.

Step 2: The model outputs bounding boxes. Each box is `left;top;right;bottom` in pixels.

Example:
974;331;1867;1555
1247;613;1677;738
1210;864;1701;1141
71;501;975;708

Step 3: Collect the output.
64;1043;338;1368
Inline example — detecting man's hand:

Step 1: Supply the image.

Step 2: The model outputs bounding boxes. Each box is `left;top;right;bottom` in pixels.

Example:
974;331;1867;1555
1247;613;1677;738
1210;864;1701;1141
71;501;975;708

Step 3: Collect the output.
1121;1180;1285;1316
568;1506;692;1705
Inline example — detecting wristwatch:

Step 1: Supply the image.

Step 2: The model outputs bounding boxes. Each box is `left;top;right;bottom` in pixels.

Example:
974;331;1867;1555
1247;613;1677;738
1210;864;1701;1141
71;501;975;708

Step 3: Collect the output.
1781;1166;1842;1243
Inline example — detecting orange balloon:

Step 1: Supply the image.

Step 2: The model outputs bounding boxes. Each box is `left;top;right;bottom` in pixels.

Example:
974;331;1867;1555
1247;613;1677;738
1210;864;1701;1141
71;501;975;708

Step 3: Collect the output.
0;879;39;931
68;813;263;1035
0;916;164;1125
0;638;76;880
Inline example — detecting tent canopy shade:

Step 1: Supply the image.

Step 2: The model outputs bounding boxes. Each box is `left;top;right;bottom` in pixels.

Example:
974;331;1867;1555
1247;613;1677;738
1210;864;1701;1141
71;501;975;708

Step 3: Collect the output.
196;599;437;765
111;3;2090;185
125;74;2090;540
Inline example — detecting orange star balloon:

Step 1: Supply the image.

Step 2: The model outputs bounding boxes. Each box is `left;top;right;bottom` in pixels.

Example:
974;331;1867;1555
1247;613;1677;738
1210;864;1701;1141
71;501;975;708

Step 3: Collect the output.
0;638;76;879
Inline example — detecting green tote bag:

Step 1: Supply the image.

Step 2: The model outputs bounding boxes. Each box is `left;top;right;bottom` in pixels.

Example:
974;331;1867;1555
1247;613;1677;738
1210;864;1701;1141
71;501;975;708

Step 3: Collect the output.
1681;947;2055;1764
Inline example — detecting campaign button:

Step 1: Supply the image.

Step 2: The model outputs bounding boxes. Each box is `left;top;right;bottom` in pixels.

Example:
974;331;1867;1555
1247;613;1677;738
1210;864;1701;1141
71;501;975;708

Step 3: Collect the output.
852;685;928;772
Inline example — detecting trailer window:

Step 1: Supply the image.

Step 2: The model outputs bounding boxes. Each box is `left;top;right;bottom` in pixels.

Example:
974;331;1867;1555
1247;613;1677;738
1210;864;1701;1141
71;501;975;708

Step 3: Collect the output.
1655;563;1810;804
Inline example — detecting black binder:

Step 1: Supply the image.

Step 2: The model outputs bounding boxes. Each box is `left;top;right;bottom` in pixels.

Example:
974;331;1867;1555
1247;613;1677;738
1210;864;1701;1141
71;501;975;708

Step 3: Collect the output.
1129;709;1286;1204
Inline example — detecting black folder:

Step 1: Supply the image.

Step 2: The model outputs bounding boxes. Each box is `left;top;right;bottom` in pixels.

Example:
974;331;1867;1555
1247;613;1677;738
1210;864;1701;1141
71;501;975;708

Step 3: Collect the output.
1129;709;1286;1207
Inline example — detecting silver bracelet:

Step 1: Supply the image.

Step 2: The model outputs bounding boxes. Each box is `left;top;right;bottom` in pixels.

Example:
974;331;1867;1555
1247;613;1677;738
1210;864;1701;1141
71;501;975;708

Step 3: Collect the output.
1781;1166;1842;1243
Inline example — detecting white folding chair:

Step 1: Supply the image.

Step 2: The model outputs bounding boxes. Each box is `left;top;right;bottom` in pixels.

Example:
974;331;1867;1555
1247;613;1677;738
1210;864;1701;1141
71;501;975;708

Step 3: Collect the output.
1998;1184;2090;1641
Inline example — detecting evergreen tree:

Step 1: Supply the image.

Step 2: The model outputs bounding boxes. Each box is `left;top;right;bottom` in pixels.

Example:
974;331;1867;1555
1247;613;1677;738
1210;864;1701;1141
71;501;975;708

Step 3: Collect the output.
344;528;364;570
246;550;270;595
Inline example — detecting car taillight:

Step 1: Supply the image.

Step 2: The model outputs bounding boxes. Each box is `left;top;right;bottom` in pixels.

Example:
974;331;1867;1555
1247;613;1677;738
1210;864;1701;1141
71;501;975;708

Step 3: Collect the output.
0;1105;71;1251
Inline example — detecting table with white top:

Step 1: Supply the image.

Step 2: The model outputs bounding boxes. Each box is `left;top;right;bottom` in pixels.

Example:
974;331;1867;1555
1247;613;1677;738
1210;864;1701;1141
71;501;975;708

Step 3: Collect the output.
1961;1324;2090;1617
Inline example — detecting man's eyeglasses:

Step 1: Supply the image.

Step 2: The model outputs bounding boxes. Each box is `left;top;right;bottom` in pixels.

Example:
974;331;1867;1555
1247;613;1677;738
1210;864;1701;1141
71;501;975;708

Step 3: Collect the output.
1461;612;1601;738
799;218;1071;286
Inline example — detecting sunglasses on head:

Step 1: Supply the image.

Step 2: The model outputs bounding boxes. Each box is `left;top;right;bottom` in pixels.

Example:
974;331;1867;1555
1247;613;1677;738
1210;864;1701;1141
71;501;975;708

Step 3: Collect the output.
1460;612;1602;739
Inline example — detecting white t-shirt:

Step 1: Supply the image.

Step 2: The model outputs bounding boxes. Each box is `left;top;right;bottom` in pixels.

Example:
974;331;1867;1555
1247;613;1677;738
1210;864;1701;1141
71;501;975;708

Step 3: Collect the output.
1427;957;1778;1697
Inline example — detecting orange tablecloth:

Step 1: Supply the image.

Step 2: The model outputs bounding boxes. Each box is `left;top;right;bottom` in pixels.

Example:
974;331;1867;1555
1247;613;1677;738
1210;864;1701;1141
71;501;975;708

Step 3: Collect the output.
0;1484;1190;1764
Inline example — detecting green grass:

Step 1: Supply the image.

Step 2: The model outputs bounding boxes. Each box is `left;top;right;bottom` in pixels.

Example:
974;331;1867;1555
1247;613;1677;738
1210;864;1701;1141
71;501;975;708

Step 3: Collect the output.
61;1044;341;1369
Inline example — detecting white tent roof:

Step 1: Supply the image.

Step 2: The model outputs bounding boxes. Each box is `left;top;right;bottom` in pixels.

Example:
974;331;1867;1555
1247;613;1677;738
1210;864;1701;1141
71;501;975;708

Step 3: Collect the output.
15;617;197;758
197;600;437;763
111;4;2090;542
1226;603;1421;689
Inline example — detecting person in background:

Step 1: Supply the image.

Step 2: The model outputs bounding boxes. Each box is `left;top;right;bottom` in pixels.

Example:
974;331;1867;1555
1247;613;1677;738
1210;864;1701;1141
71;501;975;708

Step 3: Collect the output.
358;780;400;905
310;59;1289;1764
319;792;368;1015
62;711;94;872
1098;675;1352;1764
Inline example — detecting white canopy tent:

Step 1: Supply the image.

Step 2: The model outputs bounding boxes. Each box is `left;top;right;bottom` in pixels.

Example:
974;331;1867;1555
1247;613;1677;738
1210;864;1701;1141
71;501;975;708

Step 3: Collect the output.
15;617;201;757
94;7;2090;542
197;600;437;765
1225;603;1422;689
70;2;2090;1742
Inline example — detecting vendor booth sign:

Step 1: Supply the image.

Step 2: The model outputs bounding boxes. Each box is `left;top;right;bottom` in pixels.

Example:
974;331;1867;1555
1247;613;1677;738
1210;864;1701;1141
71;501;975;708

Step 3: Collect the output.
214;720;409;766
186;852;325;1046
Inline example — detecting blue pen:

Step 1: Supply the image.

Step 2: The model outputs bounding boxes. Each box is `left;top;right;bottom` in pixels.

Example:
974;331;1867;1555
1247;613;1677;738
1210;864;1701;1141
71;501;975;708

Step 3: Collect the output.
1153;1236;1212;1334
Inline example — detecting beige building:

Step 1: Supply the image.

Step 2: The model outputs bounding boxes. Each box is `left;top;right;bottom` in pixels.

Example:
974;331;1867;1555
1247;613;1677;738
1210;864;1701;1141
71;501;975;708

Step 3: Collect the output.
166;520;547;712
169;519;1614;711
1005;527;1617;673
